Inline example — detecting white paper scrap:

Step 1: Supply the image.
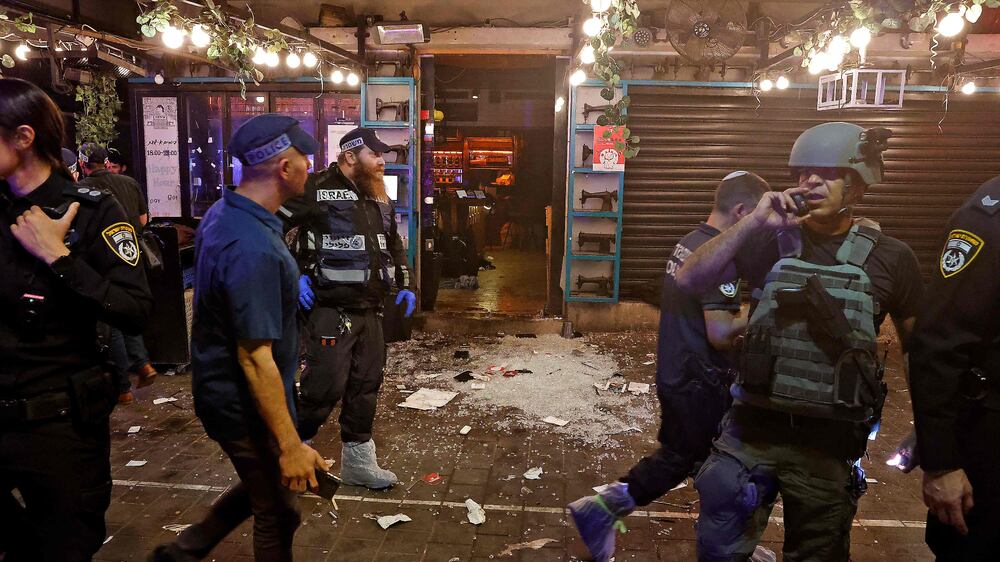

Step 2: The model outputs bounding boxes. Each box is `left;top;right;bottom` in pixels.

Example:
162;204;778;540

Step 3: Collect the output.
671;481;688;491
627;382;651;395
397;388;459;411
103;536;113;545
377;513;411;530
163;524;192;533
125;460;147;467
642;361;655;366
152;397;177;405
542;416;569;427
523;467;543;480
470;382;486;390
460;425;472;435
127;426;142;434
465;498;486;525
415;373;442;380
593;484;611;493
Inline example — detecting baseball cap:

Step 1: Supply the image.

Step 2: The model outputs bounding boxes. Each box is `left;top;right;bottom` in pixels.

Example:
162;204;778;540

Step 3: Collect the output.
61;148;79;173
78;142;108;164
339;127;391;154
229;113;320;166
106;147;127;166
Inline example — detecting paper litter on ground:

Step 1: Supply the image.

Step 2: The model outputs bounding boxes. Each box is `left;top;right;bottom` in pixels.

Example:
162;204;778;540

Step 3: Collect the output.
127;426;141;434
542;416;569;427
415;373;442;380
152;397;177;405
627;382;651;395
376;513;411;529
642;360;655;366
465;498;486;525
459;425;472;435
125;460;147;467
470;382;486;390
497;538;558;556
523;467;543;480
163;524;192;533
397;388;458;411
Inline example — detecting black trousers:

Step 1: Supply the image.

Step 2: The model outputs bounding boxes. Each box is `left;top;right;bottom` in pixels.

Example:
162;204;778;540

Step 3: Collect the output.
926;407;1000;561
0;417;111;562
297;307;386;442
171;434;301;562
621;374;733;507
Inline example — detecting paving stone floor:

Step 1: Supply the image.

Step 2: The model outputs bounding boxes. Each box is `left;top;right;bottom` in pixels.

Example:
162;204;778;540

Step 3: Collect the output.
96;329;932;562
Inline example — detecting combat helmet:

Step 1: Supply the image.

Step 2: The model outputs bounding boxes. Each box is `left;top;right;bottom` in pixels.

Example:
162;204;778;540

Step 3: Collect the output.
789;122;892;186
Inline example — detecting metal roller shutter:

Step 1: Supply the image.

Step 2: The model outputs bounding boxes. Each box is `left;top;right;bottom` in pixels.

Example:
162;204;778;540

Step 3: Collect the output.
620;86;1000;299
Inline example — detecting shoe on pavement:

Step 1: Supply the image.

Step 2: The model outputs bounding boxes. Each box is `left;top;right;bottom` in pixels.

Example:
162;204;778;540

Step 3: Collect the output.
751;545;777;562
568;482;636;562
118;391;134;405
133;363;159;388
340;440;397;490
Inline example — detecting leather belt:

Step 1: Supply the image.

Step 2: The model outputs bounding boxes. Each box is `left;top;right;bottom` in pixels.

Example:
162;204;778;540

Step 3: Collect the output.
0;391;72;424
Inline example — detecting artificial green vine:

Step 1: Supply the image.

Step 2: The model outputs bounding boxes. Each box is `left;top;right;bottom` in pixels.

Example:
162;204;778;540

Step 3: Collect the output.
137;0;288;97
583;0;640;159
0;10;36;76
75;73;122;148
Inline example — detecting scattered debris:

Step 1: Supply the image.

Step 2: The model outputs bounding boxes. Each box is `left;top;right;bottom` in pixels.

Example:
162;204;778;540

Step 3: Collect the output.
521;486;533;495
523;467;543;480
497;538;558;556
396;384;408;391
397;388;459;411
329;511;338;521
125;460;147;467
465;498;486;525
459;425;472;435
542;416;569;427
515;333;537;338
501;474;518;481
470;382;486;390
866;477;879;484
103;536;113;545
415;373;442;381
580;361;599;370
162;524;192;533
376;513;411;530
503;370;518;378
627;382;651;395
671;481;688;491
127;426;141;434
642;361;655;366
454;371;475;382
152;397;177;405
454;350;470;360
422;473;443;485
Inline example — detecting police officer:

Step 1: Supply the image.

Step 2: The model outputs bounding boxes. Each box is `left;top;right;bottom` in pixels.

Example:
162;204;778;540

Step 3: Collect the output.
676;122;924;561
0;78;152;561
567;171;771;562
280;127;415;489
909;175;1000;561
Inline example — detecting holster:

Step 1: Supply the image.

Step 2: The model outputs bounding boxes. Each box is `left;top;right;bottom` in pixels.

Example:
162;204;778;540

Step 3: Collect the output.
67;367;117;424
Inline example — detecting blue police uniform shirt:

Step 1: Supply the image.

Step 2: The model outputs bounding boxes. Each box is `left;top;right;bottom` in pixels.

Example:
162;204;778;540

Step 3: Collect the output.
191;188;300;442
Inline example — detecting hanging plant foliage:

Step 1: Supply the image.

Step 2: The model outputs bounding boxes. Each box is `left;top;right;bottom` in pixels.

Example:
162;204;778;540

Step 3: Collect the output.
75;73;123;148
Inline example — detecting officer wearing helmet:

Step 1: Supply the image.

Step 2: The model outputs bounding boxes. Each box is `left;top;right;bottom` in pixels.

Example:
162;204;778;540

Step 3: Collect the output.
676;122;924;561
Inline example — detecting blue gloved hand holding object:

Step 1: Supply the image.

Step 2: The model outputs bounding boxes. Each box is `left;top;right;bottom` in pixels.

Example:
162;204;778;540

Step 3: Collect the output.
395;290;416;318
298;274;315;311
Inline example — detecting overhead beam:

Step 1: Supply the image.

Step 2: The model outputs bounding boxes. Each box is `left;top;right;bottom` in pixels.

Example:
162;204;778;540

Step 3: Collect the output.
955;57;1000;74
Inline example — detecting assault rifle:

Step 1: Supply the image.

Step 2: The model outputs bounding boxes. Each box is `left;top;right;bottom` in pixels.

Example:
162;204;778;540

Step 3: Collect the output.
580;189;618;212
577;232;616;254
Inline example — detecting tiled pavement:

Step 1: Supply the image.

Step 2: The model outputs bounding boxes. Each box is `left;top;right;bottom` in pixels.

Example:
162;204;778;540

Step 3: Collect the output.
96;330;933;562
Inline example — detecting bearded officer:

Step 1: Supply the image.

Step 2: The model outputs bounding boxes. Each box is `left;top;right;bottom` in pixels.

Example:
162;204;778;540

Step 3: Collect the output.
279;127;414;490
909;175;1000;561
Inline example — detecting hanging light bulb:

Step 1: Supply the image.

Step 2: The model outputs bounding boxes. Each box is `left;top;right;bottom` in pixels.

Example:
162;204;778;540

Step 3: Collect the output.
829;35;850;55
14;43;30;61
161;26;186;49
966;4;983;23
580;44;595;64
153;72;165;85
331;69;345;83
850;27;872;49
286;52;301;69
961;81;976;95
808;52;828;75
265;51;279;68
759;78;774;92
302;51;318;68
252;46;267;65
190;24;210;48
346;71;360;86
569;68;587;86
826;49;844;71
776;75;790;89
590;0;612;13
937;12;966;37
583;17;602;37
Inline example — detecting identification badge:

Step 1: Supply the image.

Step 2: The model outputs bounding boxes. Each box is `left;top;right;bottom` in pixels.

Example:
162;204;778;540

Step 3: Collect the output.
719;281;738;299
377;234;387;250
940;229;985;278
101;222;140;266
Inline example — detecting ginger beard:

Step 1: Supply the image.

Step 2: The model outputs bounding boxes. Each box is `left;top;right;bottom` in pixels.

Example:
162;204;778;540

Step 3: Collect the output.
357;156;388;203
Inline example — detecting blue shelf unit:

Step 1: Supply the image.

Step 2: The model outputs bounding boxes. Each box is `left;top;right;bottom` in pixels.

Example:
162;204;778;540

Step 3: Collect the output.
565;80;625;303
361;76;418;268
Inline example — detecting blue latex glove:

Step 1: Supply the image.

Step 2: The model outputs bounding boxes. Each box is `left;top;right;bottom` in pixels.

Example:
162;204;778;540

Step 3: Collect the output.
395;289;416;318
298;275;315;311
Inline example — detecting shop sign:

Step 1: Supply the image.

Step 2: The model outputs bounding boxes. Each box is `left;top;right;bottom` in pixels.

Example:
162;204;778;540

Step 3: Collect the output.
592;126;625;172
142;97;182;217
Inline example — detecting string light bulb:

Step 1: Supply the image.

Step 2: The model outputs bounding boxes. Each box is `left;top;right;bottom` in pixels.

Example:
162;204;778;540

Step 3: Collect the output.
161;26;186;49
252;46;267;65
759;78;774;92
331;69;344;83
829;35;850;55
190;24;210;48
286;52;301;69
14;44;30;61
961;81;976;95
583;17;602;37
569;68;587;86
850;27;872;49
346;71;360;86
265;51;279;68
937;12;966;37
580;45;595;64
776;75;790;89
302;52;318;68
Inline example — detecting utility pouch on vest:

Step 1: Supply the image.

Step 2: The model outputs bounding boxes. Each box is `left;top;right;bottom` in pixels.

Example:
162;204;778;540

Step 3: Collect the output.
67;367;116;424
739;325;774;391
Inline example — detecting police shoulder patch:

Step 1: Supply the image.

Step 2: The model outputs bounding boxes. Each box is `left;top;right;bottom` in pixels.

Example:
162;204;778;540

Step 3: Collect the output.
102;222;141;266
719;281;738;298
940;229;985;278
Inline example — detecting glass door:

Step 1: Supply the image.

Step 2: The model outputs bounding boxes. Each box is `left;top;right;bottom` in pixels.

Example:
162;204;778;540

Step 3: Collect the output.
186;94;224;217
228;93;269;186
